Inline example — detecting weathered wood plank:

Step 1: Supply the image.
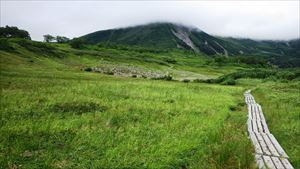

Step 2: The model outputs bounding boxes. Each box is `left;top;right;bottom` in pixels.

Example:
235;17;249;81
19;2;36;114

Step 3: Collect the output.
254;105;265;133
281;158;294;169
244;90;293;169
255;155;266;169
252;117;258;132
251;104;256;120
271;157;285;169
257;104;270;133
262;155;276;169
268;134;289;158
255;132;272;156
247;119;253;133
261;120;270;133
249;132;263;154
254;104;261;121
248;104;252;119
261;133;280;157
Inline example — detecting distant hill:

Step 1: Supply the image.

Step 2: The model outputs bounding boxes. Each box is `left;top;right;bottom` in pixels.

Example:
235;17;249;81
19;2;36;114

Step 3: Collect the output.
81;22;300;67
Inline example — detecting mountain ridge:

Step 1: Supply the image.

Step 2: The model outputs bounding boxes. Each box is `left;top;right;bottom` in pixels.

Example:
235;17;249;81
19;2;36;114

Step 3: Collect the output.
81;22;300;67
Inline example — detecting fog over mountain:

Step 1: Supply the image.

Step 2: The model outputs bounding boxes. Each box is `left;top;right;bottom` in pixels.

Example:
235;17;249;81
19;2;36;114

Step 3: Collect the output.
1;1;299;41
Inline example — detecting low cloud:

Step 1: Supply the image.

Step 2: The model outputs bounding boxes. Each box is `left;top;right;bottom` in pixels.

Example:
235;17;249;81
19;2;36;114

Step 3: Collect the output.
1;1;299;41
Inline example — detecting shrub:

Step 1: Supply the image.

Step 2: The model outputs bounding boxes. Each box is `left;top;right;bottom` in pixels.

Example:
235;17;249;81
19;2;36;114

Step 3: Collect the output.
182;79;190;83
104;71;114;75
13;39;59;56
220;78;236;85
84;67;92;72
0;25;31;39
151;74;173;81
0;38;14;51
193;79;206;83
70;38;85;49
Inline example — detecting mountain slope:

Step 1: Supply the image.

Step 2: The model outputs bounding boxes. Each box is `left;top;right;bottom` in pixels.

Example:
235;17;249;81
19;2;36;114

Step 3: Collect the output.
81;22;300;67
81;23;232;55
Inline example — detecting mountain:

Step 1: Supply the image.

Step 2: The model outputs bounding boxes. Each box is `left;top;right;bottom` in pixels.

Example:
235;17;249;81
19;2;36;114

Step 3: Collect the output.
81;22;300;67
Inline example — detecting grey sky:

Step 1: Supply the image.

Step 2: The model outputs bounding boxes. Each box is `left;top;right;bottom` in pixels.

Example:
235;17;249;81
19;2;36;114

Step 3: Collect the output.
1;1;299;41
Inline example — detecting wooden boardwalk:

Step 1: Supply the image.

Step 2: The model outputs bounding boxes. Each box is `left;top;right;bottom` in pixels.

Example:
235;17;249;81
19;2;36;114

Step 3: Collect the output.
244;90;294;169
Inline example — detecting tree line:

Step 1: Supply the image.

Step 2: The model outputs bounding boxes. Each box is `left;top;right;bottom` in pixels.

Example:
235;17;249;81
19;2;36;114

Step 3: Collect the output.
1;26;85;49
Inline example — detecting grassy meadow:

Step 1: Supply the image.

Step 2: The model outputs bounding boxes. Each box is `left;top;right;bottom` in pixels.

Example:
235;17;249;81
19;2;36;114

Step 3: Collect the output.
252;81;300;168
0;39;299;168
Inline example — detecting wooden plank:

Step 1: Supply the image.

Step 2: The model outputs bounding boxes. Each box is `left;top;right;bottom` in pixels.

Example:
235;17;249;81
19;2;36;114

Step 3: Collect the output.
271;157;285;169
249;132;263;154
268;134;289;158
261;133;280;157
244;91;294;169
248;105;252;119
257;104;267;122
281;158;294;169
247;119;253;133
256;104;270;133
254;104;261;121
255;155;266;169
257;120;265;133
262;155;276;169
251;104;256;120
255;133;272;156
254;105;264;133
252;117;258;132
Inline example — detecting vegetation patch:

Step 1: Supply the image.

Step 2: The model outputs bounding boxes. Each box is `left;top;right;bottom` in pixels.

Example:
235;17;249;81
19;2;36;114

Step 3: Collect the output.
49;101;106;115
202;69;300;85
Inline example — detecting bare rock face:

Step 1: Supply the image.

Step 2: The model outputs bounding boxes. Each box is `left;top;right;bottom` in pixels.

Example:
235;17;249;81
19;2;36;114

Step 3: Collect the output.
171;26;199;52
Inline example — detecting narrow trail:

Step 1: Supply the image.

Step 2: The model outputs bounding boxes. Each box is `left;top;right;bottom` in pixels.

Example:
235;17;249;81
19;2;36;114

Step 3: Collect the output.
244;90;294;169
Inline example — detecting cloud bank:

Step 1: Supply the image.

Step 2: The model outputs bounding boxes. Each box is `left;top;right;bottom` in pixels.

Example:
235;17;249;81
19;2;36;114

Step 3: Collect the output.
1;1;299;41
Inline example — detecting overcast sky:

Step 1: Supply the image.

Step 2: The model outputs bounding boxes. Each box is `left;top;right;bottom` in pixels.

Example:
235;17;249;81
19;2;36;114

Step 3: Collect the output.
1;1;299;41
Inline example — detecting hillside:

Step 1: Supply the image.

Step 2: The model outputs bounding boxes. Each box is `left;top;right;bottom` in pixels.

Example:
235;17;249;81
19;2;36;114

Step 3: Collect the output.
1;37;299;169
81;22;300;67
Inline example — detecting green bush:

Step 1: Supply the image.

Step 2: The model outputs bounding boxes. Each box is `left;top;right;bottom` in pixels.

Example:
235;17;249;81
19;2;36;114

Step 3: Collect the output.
70;38;85;49
13;38;56;53
84;67;92;72
220;78;236;85
182;79;190;83
152;74;173;81
0;38;14;51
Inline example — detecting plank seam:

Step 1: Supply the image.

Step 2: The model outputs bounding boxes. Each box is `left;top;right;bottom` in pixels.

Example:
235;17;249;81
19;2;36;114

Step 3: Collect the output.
244;90;294;169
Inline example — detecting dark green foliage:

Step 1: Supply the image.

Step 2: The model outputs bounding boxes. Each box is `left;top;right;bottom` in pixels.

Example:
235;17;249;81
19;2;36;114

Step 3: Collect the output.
0;26;31;39
182;79;190;83
163;57;177;64
82;23;179;49
56;36;70;43
208;69;300;85
0;38;14;51
70;38;85;49
50;101;106;115
104;71;114;75
12;39;59;56
211;55;269;67
220;78;236;85
151;74;173;81
84;67;92;72
97;42;168;54
43;34;55;42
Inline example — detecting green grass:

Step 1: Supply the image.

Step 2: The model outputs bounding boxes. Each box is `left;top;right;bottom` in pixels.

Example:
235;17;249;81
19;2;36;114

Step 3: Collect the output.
0;72;254;169
252;81;300;168
1;38;299;169
0;39;257;168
